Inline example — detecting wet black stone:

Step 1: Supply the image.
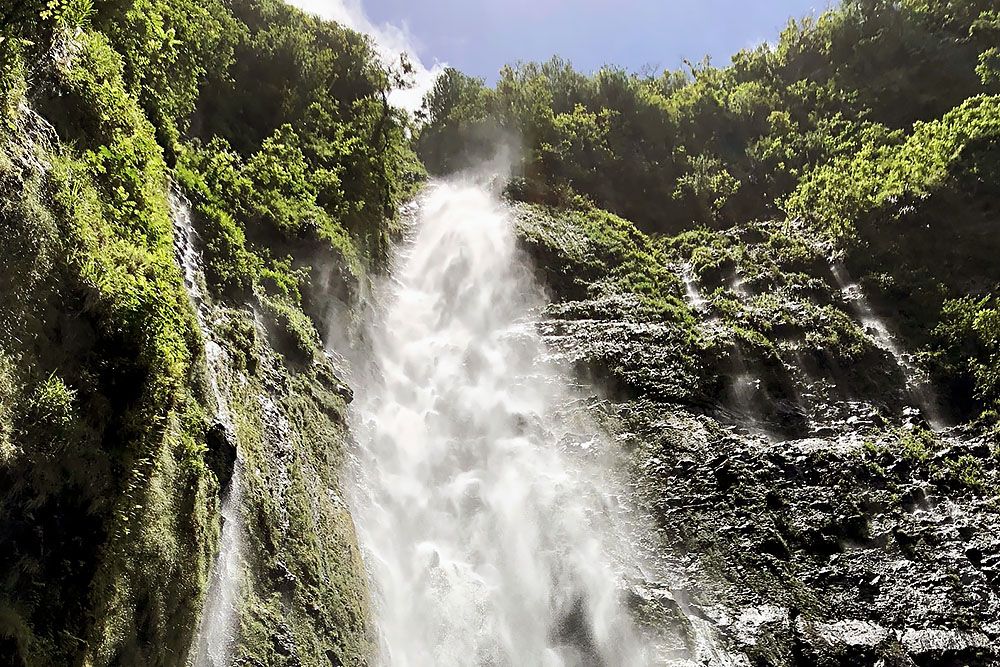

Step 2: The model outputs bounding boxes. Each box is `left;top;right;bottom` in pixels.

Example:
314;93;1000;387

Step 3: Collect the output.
206;420;238;493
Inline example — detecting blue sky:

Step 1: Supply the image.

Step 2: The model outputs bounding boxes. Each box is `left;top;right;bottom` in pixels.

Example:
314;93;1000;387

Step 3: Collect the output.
363;0;833;83
288;0;835;110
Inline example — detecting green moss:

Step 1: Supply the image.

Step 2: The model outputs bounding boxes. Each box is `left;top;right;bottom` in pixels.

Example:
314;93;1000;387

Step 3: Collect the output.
0;353;17;464
663;228;737;281
516;202;689;321
861;427;995;497
258;295;322;366
860;439;888;477
1;0;417;662
214;311;261;375
198;308;373;667
730;325;777;356
0;25;218;667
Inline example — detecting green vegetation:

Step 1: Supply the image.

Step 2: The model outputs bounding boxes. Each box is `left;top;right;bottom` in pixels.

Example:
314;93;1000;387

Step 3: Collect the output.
421;0;1000;423
515;202;687;318
418;1;998;233
2;0;1000;662
210;307;374;667
1;0;416;663
860;426;998;494
1;19;211;663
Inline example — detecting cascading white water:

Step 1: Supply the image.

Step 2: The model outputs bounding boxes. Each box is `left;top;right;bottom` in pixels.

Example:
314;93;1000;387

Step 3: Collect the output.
171;194;244;667
830;261;944;429
189;454;244;667
347;182;651;666
680;263;707;313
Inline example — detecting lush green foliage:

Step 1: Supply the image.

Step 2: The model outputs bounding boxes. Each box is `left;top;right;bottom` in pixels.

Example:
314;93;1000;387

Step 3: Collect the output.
0;25;211;664
786;95;1000;233
0;0;421;663
932;296;1000;419
516;201;687;318
192;0;424;263
422;0;1000;422
418;0;998;233
794;94;1000;420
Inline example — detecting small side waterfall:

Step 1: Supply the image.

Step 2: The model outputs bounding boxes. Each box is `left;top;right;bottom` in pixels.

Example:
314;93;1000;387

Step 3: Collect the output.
171;193;244;667
347;182;652;665
729;361;765;429
680;265;772;438
680;263;708;313
724;274;769;432
830;261;944;429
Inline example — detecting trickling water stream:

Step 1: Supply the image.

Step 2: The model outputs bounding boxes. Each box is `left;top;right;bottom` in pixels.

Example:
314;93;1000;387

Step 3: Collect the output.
172;194;244;667
346;182;651;666
830;261;944;429
679;265;771;438
680;263;707;313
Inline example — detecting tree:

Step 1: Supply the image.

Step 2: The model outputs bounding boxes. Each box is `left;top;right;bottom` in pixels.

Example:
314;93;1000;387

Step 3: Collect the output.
416;67;497;174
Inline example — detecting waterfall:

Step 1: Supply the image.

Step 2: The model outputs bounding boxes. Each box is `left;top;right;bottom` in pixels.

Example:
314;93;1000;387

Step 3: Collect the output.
346;182;651;666
679;265;772;438
830;261;944;429
680;263;707;313
171;193;244;667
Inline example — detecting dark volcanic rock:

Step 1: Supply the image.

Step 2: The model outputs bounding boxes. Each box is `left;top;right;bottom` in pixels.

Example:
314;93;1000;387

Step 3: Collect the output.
516;205;1000;665
610;400;1000;665
537;294;713;403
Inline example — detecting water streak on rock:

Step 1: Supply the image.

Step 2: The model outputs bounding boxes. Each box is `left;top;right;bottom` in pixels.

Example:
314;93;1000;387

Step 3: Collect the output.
830;261;945;429
680;263;708;313
172;194;244;667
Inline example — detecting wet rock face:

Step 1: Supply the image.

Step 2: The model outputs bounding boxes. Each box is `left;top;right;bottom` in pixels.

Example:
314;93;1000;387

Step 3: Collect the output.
203;307;375;667
609;403;1000;666
514;206;924;434
537;295;713;403
205;420;238;494
515;204;1000;665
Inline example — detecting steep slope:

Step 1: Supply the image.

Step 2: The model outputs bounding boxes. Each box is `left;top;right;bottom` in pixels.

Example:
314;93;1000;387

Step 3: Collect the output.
0;1;419;664
514;203;1000;665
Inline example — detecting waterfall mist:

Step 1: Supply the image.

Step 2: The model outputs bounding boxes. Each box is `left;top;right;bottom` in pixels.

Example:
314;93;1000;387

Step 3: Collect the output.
345;182;653;665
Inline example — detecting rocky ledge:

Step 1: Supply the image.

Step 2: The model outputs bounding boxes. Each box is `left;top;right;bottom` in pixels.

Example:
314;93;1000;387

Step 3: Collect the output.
517;204;1000;666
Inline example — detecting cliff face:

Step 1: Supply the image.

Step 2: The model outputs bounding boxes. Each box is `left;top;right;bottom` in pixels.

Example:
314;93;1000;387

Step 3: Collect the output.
0;33;215;665
0;1;415;663
513;202;1000;664
173;195;375;667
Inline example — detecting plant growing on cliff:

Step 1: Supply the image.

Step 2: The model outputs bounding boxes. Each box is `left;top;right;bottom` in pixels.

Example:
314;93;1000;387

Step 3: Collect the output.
0;0;419;662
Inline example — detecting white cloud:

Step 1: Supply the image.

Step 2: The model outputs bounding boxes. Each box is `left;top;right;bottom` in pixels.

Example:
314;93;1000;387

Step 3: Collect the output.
286;0;445;114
